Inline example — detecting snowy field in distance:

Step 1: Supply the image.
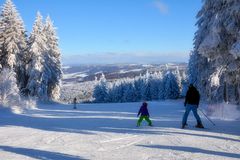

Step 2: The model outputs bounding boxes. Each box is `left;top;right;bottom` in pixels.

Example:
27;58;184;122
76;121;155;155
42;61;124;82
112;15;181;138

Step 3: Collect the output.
0;100;239;160
63;72;88;79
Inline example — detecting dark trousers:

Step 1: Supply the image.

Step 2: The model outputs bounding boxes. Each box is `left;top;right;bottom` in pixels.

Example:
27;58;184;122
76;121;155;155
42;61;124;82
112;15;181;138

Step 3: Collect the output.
182;104;202;125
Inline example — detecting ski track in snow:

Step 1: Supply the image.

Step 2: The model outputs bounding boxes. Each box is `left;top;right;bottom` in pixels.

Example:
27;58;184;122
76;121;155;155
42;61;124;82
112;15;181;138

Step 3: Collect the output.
99;135;139;144
0;100;239;160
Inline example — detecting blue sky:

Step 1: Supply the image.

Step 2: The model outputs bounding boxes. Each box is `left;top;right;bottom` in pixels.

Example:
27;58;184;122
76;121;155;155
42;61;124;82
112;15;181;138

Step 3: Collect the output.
5;0;202;64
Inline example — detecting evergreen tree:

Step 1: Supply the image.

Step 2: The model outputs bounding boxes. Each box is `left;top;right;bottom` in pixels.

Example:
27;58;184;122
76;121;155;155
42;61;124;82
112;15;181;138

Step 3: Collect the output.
114;81;125;102
163;71;180;99
122;79;135;102
188;51;198;85
43;16;62;100
180;69;188;97
133;76;144;101
0;0;27;91
141;71;151;101
26;12;47;99
107;83;117;102
194;0;240;103
158;82;165;100
93;74;108;103
149;72;162;100
0;68;19;106
174;67;182;90
0;1;62;101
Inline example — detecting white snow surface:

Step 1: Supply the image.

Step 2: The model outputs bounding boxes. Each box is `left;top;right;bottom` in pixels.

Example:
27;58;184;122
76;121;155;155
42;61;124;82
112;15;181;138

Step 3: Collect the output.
62;66;71;69
119;69;142;74
63;72;88;79
0;100;239;160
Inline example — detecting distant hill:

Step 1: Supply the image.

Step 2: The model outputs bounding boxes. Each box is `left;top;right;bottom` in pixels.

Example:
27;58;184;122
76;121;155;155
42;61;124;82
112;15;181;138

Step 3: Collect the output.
62;63;187;84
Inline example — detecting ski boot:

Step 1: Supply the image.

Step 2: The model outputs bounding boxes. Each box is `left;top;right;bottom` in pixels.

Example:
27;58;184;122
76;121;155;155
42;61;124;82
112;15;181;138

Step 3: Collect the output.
195;122;204;128
181;123;188;129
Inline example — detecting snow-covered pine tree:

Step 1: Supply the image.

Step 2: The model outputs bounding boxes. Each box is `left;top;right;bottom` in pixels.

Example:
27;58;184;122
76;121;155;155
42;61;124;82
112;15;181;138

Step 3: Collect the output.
0;0;27;91
223;0;240;103
107;81;116;103
0;68;20;107
188;51;198;85
133;76;144;101
180;69;188;97
188;50;212;101
26;12;48;99
158;81;165;100
194;0;221;58
0;68;36;111
173;66;182;95
163;71;180;99
141;71;151;101
93;74;108;103
106;83;116;102
149;72;162;100
194;0;240;103
43;16;62;100
122;79;136;102
114;80;125;103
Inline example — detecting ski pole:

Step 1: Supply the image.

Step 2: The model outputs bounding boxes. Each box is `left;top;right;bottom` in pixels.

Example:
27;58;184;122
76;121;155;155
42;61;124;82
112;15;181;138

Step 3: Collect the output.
198;108;216;126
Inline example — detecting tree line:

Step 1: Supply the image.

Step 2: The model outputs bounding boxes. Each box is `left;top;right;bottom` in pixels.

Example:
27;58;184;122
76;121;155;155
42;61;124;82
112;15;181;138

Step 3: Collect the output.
0;0;62;103
93;69;187;103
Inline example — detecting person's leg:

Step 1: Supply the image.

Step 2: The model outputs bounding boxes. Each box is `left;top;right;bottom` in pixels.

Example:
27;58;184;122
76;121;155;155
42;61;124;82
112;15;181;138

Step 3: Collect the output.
192;106;204;128
137;116;144;126
182;105;191;126
144;116;152;126
192;106;202;123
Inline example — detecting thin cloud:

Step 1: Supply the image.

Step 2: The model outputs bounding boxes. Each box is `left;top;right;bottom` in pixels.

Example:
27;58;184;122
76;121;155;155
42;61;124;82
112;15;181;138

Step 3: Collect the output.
62;52;188;65
153;0;169;14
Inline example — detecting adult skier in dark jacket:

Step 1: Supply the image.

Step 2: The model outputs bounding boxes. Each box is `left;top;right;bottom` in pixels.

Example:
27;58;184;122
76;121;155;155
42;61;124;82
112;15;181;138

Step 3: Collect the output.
73;97;77;109
137;102;152;127
182;84;204;129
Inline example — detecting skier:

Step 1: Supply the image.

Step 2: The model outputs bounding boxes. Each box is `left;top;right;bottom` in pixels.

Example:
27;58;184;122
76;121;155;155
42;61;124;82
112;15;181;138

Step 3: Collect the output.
182;84;204;129
137;102;152;127
73;97;77;109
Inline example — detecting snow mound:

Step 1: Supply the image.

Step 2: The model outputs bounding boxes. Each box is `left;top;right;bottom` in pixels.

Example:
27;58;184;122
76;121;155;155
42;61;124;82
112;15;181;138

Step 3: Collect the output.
204;103;240;120
0;98;36;114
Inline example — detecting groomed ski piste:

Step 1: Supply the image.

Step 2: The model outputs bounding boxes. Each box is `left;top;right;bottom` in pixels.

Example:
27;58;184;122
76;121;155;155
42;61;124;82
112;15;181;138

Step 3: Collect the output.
0;100;239;160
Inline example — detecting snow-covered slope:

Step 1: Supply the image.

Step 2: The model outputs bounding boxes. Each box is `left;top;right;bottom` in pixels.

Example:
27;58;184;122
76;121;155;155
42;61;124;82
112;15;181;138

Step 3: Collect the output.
0;100;239;160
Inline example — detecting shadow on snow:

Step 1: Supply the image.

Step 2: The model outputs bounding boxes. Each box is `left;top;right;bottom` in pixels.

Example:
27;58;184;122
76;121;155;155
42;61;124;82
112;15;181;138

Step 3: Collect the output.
137;144;240;159
0;145;88;160
0;102;239;142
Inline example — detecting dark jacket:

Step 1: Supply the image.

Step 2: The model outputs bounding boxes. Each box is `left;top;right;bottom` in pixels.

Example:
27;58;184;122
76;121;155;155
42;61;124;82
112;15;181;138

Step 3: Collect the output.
184;86;200;106
138;102;150;117
73;98;77;104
